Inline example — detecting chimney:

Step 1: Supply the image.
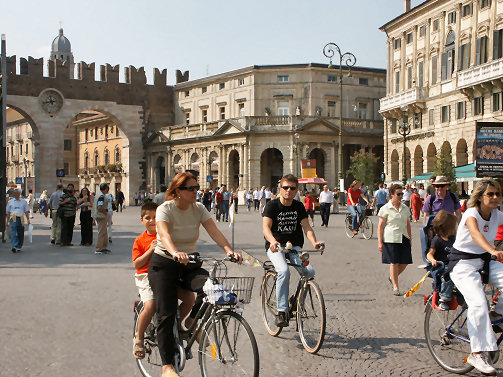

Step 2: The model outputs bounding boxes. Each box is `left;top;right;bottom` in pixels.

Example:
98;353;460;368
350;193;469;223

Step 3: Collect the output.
404;0;411;12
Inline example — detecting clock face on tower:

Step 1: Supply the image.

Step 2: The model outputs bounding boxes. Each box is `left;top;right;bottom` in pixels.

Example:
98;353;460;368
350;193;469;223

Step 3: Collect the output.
39;89;63;114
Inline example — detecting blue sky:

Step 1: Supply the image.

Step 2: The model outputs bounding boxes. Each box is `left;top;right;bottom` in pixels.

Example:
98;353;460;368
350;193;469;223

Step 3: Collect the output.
1;0;425;84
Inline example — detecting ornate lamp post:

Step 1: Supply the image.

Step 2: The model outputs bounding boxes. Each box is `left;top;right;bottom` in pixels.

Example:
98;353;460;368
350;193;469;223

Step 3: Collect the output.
294;132;300;177
323;42;356;193
398;113;412;185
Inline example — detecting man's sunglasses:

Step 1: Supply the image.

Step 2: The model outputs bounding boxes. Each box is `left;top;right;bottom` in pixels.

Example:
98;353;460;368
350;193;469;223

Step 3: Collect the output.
395;192;404;196
282;186;298;191
486;192;502;197
435;184;447;188
179;185;200;192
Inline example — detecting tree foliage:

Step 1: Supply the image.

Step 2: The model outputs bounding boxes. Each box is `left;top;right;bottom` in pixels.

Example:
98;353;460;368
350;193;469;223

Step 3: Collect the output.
346;149;380;186
434;144;458;194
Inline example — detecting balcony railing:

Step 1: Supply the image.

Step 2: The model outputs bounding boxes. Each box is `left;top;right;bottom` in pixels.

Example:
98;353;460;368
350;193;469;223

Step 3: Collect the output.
457;58;503;89
379;87;427;113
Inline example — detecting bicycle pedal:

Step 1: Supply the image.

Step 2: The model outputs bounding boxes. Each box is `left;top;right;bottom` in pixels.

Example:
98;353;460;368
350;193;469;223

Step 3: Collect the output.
186;349;193;360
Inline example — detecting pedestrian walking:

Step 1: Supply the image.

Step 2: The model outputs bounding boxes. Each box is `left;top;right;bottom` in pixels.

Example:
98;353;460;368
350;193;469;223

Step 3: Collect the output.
304;191;315;227
6;188;30;253
252;187;260;211
215;188;223;222
221;185;231;222
231;187;238;213
27;189;34;218
93;183;111;254
259;186;266;213
116;188;125;212
374;183;389;214
105;190;116;243
202;188;212;212
410;188;422;222
422;175;462;224
319;185;334;227
59;184;79;246
377;184;412;296
332;187;340;214
78;187;93;246
48;183;64;245
154;185;167;205
246;189;253;211
39;190;48;216
134;192;139;206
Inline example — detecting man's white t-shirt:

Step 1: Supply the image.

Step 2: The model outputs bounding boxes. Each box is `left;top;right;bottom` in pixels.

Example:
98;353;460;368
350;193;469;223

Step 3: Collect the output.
252;190;260;200
6;198;29;215
319;190;334;204
264;190;272;199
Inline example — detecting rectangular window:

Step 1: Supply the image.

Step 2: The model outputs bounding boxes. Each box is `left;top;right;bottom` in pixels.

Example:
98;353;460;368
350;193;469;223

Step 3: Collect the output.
448;11;456;24
480;0;491;9
19;144;22;155
418;61;424;87
328;75;337;82
395;71;400;93
277;75;289;82
462;3;473;17
458;43;471;71
95;127;98;140
184;90;190;97
494;29;503;60
219;82;225;90
390;119;397;133
429;109;435;125
406;32;413;44
407;66;413;89
85;128;88;141
64;139;72;151
116;127;119;137
278;101;289;116
432;56;438;84
202;109;208;123
393;38;401;50
473;96;484;115
238;103;245;117
185;112;190;125
419;25;426;37
219;106;226;120
237;78;245;86
433;19;439;31
359;77;369;85
202;86;207;94
63;162;69;175
441;105;451;123
476;36;489;65
414;113;422;129
441;49;455;80
493;92;502;112
25;143;28;154
456;101;466;119
327;101;336;117
358;103;367;119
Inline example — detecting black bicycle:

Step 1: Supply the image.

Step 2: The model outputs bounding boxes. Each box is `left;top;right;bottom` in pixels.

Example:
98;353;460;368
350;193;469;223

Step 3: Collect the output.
345;204;373;240
133;255;259;377
260;244;326;354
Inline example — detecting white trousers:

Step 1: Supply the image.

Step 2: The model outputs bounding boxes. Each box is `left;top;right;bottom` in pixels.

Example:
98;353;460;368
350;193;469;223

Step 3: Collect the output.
107;211;113;239
450;258;503;352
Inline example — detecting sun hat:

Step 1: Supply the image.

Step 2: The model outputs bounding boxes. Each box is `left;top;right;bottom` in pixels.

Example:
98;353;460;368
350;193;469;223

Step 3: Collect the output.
432;176;450;185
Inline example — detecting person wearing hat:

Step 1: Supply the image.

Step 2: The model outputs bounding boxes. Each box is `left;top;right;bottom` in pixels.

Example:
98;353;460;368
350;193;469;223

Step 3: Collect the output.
422;176;461;225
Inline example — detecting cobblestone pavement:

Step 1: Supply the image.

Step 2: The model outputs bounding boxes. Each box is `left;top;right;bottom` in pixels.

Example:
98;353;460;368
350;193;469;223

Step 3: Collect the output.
0;207;486;376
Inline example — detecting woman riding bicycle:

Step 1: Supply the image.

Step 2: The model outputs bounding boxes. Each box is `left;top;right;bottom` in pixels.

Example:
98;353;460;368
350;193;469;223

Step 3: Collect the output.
148;172;242;377
448;178;503;376
347;180;369;235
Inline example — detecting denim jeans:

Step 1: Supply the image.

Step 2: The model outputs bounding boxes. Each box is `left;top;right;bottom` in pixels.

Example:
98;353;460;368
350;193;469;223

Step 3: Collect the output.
222;201;230;221
430;262;454;301
348;205;362;231
267;247;315;312
10;217;24;249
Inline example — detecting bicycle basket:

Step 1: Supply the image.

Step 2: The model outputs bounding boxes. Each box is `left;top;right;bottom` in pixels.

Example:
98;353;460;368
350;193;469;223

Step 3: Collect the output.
218;277;255;305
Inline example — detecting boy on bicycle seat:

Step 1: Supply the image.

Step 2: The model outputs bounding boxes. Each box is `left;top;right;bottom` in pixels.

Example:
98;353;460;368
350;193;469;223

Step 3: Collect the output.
426;210;457;311
132;202;195;359
262;174;324;327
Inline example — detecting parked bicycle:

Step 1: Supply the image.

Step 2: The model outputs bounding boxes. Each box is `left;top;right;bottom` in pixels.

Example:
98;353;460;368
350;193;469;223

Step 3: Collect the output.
260;243;326;354
133;255;259;377
345;204;373;239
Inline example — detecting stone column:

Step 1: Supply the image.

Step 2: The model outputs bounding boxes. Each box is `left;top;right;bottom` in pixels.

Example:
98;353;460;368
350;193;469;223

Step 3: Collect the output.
471;1;479;67
243;143;249;189
239;143;245;189
330;141;336;188
218;145;223;185
164;152;169;185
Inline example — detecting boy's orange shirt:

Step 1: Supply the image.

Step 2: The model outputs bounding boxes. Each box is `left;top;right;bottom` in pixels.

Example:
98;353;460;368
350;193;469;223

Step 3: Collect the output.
132;230;157;274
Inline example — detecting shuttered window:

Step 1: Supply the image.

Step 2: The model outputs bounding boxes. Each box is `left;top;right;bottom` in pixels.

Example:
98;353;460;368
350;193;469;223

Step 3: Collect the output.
418;61;424;87
431;56;438;84
458;43;471;71
494;29;503;60
476;36;489;65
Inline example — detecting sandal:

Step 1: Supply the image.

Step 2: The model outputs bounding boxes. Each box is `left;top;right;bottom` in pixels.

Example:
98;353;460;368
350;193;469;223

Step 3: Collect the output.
133;337;145;359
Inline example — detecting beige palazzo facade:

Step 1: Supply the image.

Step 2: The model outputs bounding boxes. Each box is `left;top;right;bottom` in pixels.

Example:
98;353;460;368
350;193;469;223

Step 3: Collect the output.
380;0;503;189
145;63;386;191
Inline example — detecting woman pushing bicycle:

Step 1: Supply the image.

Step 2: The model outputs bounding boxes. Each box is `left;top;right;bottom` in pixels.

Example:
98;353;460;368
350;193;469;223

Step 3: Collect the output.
448;178;503;376
148;172;242;377
262;174;324;328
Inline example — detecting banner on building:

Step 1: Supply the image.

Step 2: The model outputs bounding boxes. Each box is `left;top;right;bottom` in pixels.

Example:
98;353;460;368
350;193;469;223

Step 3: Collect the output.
301;159;317;178
476;121;503;177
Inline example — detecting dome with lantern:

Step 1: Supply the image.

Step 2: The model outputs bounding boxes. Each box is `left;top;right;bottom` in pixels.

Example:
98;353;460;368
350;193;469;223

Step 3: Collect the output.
50;28;74;62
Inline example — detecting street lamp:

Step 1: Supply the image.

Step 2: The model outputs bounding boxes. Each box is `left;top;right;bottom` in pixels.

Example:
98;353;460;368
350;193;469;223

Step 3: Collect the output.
323;42;356;192
398;113;412;185
294;132;300;177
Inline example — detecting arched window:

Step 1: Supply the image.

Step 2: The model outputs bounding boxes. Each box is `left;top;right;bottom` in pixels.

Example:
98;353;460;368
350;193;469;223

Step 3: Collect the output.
104;149;110;166
115;147;121;164
442;31;456;80
94;150;99;166
84;152;89;169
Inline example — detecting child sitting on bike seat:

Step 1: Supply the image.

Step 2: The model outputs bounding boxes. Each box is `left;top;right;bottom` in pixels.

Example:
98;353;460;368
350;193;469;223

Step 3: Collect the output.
426;210;457;311
263;174;324;327
132;202;195;359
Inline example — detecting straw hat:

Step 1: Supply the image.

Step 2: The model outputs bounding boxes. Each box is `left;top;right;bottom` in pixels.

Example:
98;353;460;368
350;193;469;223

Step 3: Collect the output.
431;176;450;185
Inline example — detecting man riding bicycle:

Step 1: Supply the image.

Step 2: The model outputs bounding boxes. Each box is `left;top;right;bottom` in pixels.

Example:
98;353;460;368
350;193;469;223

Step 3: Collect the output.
262;174;324;327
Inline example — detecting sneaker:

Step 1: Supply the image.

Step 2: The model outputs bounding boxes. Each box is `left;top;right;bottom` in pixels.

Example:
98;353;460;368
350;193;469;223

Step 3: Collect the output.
352;230;358;235
275;311;289;327
11;247;16;253
438;301;450;311
466;353;496;376
50;240;55;244
103;249;112;254
95;250;104;255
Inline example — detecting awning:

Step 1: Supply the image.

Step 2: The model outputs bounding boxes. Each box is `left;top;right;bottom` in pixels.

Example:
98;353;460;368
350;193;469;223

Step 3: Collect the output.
404;164;479;184
298;177;327;184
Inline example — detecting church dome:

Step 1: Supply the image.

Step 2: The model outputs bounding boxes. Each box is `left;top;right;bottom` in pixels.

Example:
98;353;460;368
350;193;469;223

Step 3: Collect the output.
51;28;71;53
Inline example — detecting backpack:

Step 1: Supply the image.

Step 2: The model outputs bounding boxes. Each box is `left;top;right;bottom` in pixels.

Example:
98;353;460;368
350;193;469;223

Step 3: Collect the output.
92;193;108;219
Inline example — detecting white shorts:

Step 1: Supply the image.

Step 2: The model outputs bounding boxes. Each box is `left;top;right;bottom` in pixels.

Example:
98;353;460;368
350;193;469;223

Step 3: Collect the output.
135;273;154;303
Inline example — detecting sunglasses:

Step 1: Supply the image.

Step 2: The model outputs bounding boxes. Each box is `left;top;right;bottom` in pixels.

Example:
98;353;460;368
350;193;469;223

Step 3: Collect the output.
282;186;298;191
435;184;447;188
179;185;200;192
486;192;502;197
395;192;404;196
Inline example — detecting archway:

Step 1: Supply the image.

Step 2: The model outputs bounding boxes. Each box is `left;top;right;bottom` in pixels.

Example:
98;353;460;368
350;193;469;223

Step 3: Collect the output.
414;145;423;177
156;156;165;186
260;148;283;188
228;150;240;188
189;153;200;177
391;150;399;181
427;143;436;172
308;148;326;179
456;139;468;166
173;154;183;173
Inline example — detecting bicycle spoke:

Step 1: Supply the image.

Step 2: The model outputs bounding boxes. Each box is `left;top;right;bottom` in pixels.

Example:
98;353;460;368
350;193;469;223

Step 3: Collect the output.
297;280;326;354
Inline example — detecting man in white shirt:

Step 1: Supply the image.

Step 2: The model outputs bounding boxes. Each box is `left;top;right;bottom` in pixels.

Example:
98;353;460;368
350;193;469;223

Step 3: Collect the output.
259;186;267;213
252;187;260;211
6;189;30;253
319;185;334;227
105;191;116;243
264;187;272;202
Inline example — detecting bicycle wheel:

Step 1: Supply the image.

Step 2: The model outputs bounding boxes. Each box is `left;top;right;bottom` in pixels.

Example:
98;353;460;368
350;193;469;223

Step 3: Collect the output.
134;304;162;377
424;297;474;374
344;215;354;238
199;310;259;377
361;217;373;240
260;271;282;337
297;280;326;354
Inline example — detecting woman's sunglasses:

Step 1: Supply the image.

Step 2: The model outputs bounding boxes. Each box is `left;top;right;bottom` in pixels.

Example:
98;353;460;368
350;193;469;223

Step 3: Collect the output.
179;185;200;192
485;192;502;198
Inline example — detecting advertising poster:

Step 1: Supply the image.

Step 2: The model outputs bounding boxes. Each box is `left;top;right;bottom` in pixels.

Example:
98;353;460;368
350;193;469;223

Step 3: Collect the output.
476;121;503;177
301;159;317;178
